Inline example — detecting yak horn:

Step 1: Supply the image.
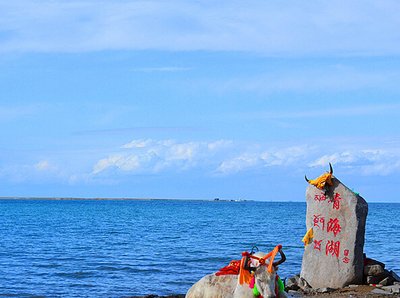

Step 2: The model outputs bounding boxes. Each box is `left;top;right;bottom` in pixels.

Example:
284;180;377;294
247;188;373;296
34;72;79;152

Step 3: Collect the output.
329;162;333;174
305;175;310;183
273;250;286;267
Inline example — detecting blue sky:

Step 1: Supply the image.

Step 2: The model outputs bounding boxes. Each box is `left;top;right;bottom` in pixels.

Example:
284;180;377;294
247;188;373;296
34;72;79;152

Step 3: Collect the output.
1;0;400;201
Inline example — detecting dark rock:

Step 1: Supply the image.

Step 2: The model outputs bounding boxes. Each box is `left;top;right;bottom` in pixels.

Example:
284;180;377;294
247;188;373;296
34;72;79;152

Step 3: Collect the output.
391;270;400;282
364;257;386;269
367;275;382;284
379;276;395;286
367;270;393;285
297;277;312;291
285;275;300;291
300;176;368;288
364;264;385;276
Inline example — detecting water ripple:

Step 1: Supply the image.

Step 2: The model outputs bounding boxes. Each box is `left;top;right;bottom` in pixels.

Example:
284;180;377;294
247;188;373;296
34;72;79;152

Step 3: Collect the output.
0;200;398;296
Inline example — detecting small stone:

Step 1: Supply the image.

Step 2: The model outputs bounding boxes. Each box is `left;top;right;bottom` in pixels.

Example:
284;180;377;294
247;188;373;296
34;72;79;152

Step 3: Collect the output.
317;287;335;293
285;275;300;291
382;284;400;294
348;284;359;288
297;277;312;291
364;264;385;276
370;288;391;295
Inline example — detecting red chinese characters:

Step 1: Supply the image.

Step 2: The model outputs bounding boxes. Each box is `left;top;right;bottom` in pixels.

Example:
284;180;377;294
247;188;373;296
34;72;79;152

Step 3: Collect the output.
327;218;342;237
310;190;352;264
313;214;325;230
314;193;327;202
326;240;340;258
332;193;342;210
313;192;342;210
343;249;350;263
313;240;322;251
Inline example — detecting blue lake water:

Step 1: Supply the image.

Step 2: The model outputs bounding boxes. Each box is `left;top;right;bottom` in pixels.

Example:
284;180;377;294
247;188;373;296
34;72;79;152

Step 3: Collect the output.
0;200;399;297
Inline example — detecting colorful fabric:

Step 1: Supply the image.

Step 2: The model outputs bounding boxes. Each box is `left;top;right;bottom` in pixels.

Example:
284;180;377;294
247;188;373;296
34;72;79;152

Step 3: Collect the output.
215;260;241;276
302;227;314;246
308;172;333;189
239;255;253;285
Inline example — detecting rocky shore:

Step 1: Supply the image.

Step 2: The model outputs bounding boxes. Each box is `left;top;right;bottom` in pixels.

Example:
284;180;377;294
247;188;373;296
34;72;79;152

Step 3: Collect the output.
285;257;400;297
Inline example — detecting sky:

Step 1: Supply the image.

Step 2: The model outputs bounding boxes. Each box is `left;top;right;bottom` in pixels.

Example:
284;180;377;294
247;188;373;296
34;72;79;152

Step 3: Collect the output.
1;0;400;202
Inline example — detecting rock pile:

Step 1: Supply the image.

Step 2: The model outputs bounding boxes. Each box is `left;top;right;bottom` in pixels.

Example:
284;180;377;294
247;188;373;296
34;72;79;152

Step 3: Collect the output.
286;257;400;295
364;257;400;287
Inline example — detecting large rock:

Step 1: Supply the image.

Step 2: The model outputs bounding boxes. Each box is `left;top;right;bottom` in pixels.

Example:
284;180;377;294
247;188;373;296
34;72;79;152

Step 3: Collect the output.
300;176;368;288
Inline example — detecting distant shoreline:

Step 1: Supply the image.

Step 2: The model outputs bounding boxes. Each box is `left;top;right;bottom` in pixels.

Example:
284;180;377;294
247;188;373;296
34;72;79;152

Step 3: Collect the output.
0;197;194;201
0;197;398;203
0;197;253;202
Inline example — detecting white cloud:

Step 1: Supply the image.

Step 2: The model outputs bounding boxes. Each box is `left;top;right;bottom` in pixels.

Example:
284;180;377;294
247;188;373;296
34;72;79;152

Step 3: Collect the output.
1;1;400;55
216;145;310;175
310;149;400;176
92;139;232;174
2;138;400;187
216;153;260;175
92;139;400;177
121;139;153;149
34;160;54;171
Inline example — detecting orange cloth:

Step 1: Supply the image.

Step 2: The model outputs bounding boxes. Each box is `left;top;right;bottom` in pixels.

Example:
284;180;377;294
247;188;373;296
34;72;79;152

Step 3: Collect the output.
239;256;253;285
308;172;333;189
215;260;240;276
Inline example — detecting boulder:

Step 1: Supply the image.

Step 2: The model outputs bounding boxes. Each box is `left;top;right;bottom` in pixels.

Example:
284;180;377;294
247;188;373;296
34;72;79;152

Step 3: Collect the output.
364;264;385;276
300;176;368;288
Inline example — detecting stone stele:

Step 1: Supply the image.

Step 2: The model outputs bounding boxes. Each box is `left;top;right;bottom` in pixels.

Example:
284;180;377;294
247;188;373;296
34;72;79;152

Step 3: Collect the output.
300;176;368;289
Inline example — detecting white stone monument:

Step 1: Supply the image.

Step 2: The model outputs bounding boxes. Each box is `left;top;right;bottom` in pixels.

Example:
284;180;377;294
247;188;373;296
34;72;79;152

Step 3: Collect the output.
300;173;368;289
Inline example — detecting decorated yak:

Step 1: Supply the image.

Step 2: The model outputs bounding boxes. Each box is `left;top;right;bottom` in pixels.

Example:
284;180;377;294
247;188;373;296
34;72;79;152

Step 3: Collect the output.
186;245;287;298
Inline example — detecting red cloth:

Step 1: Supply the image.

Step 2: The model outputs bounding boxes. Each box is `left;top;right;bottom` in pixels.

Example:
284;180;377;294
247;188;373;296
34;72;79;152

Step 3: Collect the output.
215;260;240;276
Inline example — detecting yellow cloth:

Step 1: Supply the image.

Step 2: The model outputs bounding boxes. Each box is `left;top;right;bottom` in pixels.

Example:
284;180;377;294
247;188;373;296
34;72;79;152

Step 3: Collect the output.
308;173;333;189
302;228;314;246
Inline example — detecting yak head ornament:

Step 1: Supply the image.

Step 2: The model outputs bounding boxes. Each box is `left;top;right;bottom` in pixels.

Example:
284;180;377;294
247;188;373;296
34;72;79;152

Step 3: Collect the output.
305;163;334;194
